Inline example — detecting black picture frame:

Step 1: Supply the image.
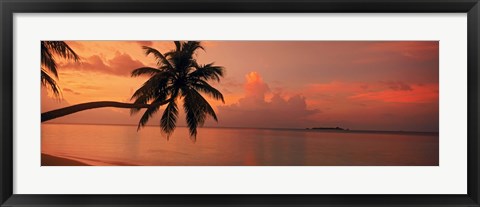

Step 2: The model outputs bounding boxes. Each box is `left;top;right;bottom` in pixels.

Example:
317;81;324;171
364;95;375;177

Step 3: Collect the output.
1;0;479;206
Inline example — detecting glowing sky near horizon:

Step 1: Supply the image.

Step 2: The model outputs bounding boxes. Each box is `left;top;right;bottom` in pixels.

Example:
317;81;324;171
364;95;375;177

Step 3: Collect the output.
41;41;439;132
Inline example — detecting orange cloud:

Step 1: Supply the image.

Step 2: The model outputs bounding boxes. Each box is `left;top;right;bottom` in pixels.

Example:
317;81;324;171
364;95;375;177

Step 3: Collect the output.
135;41;153;46
216;72;319;128
62;88;81;95
243;71;270;103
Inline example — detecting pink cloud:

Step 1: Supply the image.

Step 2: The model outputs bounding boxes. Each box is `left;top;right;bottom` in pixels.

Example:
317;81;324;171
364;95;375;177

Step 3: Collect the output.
60;52;145;76
305;81;436;103
381;81;412;91
301;80;438;131
366;41;439;61
349;83;438;104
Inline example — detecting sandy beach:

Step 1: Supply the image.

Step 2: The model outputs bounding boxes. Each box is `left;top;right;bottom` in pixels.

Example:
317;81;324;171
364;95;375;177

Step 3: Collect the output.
41;153;90;166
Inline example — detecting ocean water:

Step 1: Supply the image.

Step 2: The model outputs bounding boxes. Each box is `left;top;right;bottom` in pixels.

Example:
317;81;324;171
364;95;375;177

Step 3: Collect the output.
41;124;439;166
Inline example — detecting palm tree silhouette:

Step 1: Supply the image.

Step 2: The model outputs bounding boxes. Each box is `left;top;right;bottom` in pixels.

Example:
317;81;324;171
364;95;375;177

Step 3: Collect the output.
41;41;80;96
41;41;225;140
130;41;224;140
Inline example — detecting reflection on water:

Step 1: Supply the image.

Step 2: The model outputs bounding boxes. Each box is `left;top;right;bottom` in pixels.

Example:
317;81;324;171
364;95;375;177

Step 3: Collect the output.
41;124;439;166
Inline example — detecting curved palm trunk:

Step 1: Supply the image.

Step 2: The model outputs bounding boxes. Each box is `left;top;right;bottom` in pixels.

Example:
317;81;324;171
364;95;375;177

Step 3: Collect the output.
41;100;169;122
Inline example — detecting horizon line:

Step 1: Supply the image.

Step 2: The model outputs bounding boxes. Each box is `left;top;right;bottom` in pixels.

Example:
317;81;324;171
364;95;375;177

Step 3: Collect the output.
41;122;439;134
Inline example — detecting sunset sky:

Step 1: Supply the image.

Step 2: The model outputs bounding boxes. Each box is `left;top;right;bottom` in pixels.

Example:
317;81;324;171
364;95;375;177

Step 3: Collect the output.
42;41;439;132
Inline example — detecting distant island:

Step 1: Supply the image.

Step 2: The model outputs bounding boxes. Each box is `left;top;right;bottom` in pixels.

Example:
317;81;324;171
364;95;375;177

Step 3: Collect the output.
306;126;348;131
304;126;438;136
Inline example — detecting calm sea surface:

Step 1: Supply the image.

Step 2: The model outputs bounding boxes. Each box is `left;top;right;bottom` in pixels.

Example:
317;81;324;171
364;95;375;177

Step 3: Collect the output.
41;124;439;166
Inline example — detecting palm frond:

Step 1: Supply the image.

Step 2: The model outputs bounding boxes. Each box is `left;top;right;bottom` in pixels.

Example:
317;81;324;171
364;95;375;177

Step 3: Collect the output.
131;72;171;100
190;89;218;122
131;88;172;115
182;89;202;141
191;80;224;103
160;100;178;139
130;95;152;115
131;67;162;77
174;41;181;51
184;41;205;54
190;62;224;82
130;74;172;114
41;43;58;77
40;41;79;96
136;96;168;131
41;69;61;97
182;88;218;141
130;89;169;115
170;41;205;75
142;46;174;70
137;106;160;131
42;41;80;62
